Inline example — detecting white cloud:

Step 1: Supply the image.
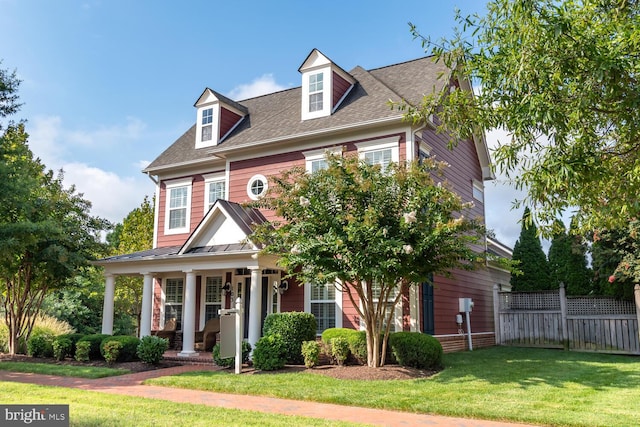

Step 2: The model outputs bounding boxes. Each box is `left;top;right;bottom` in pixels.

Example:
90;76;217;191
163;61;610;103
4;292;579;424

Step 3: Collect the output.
25;115;154;225
62;162;154;224
227;74;288;100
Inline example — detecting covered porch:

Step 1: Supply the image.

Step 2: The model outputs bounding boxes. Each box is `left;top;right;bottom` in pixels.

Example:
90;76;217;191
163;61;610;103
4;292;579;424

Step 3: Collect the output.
95;200;285;357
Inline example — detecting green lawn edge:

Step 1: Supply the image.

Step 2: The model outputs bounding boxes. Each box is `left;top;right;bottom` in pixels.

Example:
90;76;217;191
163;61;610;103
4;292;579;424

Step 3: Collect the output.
0;361;130;378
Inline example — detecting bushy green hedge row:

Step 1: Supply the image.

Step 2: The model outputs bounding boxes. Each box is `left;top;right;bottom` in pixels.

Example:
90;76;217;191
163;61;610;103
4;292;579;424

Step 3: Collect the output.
321;328;440;368
100;335;141;362
262;312;316;365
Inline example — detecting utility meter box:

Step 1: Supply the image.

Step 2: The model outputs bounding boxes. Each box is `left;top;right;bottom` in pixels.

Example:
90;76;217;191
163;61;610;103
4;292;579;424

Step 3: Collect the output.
459;297;474;313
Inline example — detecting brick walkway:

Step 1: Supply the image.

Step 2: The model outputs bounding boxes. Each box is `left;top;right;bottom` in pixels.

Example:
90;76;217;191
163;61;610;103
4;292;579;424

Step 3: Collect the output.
0;366;539;427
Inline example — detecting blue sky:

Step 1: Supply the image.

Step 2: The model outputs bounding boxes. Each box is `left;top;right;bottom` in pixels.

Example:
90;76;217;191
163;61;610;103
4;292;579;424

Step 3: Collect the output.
0;0;526;248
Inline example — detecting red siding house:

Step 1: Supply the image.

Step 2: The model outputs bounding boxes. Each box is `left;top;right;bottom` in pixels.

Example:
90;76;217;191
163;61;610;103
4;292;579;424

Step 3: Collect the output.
95;49;511;357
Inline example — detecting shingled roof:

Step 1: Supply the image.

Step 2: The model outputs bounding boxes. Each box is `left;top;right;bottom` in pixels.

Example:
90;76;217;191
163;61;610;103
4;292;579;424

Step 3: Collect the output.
144;55;449;172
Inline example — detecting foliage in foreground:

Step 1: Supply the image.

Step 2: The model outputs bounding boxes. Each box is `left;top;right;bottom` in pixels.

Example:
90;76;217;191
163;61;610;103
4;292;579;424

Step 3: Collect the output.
253;155;484;367
401;0;640;235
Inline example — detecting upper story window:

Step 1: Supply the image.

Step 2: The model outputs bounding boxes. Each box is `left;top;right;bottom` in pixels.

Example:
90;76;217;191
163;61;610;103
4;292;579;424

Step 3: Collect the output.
309;73;324;112
303;147;342;174
201;108;213;142
164;178;192;235
472;179;484;203
204;172;226;211
356;137;400;173
247;174;268;200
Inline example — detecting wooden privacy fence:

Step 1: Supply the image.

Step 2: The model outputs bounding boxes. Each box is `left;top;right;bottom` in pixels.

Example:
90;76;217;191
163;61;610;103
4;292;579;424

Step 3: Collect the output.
493;284;640;355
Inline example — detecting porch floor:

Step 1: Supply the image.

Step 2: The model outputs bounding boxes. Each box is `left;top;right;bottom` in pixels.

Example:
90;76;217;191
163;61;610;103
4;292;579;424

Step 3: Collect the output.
163;350;214;365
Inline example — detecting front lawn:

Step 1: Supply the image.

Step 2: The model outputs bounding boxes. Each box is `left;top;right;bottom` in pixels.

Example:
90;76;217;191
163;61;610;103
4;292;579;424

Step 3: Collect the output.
0;361;130;378
0;382;363;427
147;346;640;427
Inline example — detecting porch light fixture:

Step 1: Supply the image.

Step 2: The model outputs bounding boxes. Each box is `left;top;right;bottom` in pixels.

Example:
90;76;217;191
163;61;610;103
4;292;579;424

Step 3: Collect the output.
278;280;289;294
222;282;231;294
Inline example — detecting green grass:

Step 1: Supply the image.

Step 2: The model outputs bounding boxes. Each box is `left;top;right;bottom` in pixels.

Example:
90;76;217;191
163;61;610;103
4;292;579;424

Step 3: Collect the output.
0;382;363;426
0;361;130;378
147;347;640;427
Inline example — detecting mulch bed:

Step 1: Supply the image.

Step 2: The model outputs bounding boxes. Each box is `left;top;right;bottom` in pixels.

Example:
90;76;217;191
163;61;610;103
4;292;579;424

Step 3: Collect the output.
0;354;439;380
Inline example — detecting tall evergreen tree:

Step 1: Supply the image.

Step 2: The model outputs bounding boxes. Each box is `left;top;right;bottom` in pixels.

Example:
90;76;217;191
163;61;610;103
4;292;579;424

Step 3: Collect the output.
510;208;550;291
548;218;592;295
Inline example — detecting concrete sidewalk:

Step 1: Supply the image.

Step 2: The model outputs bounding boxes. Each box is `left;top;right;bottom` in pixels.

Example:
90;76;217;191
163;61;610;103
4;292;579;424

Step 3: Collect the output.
0;366;539;427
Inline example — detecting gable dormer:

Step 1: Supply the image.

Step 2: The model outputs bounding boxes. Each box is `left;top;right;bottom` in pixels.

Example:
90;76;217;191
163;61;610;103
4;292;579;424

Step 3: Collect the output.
298;49;356;121
194;89;248;149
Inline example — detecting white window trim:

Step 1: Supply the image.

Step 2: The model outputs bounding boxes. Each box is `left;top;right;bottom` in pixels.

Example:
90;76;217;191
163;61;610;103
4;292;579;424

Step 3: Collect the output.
199;275;224;329
162;277;184;330
203;172;226;212
195;103;220;149
302;146;343;173
304;281;343;336
301;66;331;120
164;178;193;235
246;174;268;201
355;137;400;165
472;179;484;203
359;281;402;332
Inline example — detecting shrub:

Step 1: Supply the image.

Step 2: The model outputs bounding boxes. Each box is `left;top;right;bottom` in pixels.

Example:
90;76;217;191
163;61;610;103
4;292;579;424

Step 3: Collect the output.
263;312;316;365
75;341;90;362
26;334;54;358
30;314;75;337
102;340;122;365
55;333;85;359
77;334;111;360
212;341;252;368
301;340;320;368
0;323;8;353
330;337;349;366
252;334;286;371
321;328;395;365
137;336;169;365
388;332;443;370
100;335;140;362
52;337;73;361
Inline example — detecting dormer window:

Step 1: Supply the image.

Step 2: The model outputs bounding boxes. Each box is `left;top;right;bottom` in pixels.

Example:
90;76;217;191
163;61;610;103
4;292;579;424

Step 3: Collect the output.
299;49;356;121
201;108;213;142
309;73;324;112
194;89;248;149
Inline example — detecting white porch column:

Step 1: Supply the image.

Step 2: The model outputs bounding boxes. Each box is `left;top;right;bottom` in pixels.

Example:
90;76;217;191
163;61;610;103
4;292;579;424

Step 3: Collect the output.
248;267;262;348
101;274;115;335
179;270;198;357
139;273;154;338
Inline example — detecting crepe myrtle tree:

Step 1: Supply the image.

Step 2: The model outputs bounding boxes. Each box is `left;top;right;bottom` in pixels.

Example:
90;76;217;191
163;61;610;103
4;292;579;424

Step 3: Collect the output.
252;154;485;367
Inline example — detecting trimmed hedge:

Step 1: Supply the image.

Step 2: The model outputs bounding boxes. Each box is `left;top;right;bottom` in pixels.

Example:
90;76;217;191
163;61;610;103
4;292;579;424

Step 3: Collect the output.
77;334;111;360
100;335;141;362
388;332;443;369
137;336;169;365
252;334;287;371
321;328;396;365
26;335;54;358
263;312;316;365
54;333;84;359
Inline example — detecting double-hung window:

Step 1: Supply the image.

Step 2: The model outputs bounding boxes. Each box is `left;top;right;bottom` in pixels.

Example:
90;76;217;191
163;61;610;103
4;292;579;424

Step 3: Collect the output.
201;108;213;142
305;281;342;336
164;278;184;330
164;179;192;234
204;173;226;211
309;73;323;112
303;147;342;174
356;137;400;173
203;276;223;323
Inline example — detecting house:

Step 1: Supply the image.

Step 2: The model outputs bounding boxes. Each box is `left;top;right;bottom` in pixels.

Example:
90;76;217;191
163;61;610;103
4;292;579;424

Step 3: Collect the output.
95;49;511;357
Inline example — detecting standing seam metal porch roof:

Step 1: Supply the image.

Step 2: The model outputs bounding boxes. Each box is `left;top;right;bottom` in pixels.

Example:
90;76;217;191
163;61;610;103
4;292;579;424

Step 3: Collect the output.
144;56;449;172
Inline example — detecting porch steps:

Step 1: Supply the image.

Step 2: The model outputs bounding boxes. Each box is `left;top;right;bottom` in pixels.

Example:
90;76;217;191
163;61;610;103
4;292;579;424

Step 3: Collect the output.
163;351;215;366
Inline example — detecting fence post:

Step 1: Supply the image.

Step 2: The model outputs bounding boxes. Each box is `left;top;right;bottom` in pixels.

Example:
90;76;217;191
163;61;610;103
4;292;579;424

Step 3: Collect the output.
559;283;569;350
634;285;640;347
493;284;501;345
